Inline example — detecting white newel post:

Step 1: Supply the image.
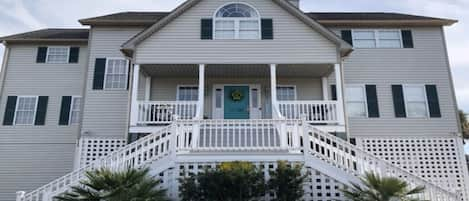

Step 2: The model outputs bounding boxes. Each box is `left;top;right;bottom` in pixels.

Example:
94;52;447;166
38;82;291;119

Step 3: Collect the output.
130;64;140;126
335;63;345;125
270;64;280;119
322;77;329;100
16;191;25;201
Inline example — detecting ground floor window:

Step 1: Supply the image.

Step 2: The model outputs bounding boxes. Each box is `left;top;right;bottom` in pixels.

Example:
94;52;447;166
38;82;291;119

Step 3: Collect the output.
177;86;199;101
277;86;296;101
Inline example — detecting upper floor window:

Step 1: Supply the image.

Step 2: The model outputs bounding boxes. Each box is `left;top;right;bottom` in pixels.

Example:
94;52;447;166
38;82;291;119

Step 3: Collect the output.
46;47;70;63
353;30;402;48
214;3;260;40
14;96;38;125
104;58;129;89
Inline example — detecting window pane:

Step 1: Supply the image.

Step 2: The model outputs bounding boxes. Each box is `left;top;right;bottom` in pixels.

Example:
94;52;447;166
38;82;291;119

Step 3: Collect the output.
216;3;258;18
407;102;427;117
215;30;235;39
347;102;367;117
379;31;400;39
354;31;375;39
215;20;235;29
178;87;198;101
47;47;69;63
104;59;128;89
239;30;259;39
240;21;258;29
15;97;37;125
251;89;258;108
215;89;222;108
277;87;295;101
354;40;376;48
346;87;365;101
379;39;401;48
70;97;82;124
405;87;426;101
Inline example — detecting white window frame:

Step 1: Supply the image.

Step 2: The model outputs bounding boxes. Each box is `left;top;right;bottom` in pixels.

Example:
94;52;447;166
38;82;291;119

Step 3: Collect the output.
13;96;39;126
402;84;429;118
176;85;199;101
276;85;297;101
103;58;129;90
213;2;261;40
46;46;70;64
69;96;82;125
352;29;403;49
345;84;368;118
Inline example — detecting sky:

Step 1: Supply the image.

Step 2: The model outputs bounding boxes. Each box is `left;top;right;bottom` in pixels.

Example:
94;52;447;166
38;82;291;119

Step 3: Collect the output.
0;0;468;111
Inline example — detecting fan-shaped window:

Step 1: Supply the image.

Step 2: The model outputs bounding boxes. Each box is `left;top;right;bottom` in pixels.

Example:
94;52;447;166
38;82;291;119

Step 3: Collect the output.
214;3;260;39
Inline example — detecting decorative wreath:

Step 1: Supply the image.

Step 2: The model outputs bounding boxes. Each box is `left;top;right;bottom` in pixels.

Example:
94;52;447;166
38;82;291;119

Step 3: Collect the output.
231;90;244;101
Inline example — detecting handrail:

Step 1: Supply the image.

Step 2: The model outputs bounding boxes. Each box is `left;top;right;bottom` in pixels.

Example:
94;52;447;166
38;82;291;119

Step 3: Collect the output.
138;101;198;124
278;100;339;124
304;124;460;201
17;125;175;201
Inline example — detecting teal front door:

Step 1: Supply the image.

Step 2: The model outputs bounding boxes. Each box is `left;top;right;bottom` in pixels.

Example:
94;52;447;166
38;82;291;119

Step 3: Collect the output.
224;86;250;119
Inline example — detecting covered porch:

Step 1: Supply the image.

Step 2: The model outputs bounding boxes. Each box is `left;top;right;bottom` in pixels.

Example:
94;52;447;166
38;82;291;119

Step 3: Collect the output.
130;63;345;127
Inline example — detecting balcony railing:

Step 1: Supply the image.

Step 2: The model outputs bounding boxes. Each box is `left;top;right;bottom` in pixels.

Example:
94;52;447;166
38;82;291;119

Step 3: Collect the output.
278;101;339;124
137;101;198;124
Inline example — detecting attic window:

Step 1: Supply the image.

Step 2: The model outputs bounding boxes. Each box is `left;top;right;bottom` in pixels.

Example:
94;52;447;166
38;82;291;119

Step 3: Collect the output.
214;3;260;39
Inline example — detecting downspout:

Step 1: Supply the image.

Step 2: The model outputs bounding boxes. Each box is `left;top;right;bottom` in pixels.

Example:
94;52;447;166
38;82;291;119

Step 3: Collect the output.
0;42;11;101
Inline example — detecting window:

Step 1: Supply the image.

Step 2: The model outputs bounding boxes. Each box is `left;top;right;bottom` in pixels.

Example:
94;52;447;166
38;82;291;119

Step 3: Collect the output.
178;86;199;101
214;3;260;39
46;47;70;63
403;85;428;117
104;58;129;89
14;96;38;125
215;89;223;108
69;97;82;124
346;86;367;117
277;86;296;101
352;30;402;48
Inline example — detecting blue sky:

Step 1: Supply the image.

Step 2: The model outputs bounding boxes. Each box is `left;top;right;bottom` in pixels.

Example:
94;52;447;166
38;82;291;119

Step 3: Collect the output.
0;0;468;112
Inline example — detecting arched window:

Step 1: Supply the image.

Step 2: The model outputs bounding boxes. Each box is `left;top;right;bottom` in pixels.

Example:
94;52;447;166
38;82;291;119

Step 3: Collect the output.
214;3;260;39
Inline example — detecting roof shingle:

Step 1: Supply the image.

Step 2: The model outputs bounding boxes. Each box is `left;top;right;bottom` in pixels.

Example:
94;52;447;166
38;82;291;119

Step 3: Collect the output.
0;29;89;42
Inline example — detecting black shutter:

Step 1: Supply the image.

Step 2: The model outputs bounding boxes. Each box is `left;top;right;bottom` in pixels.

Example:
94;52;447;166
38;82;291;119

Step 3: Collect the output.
93;58;106;90
365;85;380;118
331;85;337;101
261;19;273;40
426;85;441;118
3;96;17;125
392;85;406;118
341;30;353;46
34;96;48;126
59;96;72;125
69;47;80;63
402;30;414;48
201;19;213;40
36;47;48;63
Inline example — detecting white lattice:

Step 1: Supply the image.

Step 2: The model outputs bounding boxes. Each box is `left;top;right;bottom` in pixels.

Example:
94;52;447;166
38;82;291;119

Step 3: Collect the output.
356;136;469;201
77;136;127;167
304;168;348;201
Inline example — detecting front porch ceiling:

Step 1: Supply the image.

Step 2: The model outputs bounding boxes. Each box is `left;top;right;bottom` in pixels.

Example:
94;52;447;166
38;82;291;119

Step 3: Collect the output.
141;64;333;78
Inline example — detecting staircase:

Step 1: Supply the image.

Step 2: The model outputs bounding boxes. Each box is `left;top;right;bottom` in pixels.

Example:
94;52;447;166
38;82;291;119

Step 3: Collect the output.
16;119;461;201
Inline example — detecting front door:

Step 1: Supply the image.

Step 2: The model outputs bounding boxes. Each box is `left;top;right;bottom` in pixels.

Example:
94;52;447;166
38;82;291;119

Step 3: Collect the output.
224;86;250;119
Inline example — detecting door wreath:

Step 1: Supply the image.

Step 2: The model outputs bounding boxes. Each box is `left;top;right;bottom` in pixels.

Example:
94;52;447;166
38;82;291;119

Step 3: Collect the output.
231;90;244;101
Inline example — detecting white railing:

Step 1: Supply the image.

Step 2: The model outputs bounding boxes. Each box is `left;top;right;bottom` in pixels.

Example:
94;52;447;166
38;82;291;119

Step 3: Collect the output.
17;126;175;201
175;119;303;152
278;101;338;124
304;124;460;201
18;119;459;201
137;101;198;124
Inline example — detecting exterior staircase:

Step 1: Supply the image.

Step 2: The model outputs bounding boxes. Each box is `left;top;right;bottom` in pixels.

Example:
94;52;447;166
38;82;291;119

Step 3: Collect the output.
16;119;461;201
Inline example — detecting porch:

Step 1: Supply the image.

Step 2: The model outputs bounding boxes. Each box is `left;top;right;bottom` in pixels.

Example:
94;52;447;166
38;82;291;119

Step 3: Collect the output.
129;63;345;128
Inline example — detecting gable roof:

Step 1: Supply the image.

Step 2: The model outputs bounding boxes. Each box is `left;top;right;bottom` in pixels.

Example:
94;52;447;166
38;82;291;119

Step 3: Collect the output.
119;0;353;57
79;11;457;27
0;29;89;43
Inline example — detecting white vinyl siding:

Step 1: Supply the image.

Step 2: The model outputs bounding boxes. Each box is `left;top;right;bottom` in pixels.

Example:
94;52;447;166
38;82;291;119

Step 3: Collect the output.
69;97;82;124
14;96;38;125
353;30;402;48
104;58;129;89
346;86;367;117
277;86;296;101
177;86;199;101
46;47;70;63
403;85;428;118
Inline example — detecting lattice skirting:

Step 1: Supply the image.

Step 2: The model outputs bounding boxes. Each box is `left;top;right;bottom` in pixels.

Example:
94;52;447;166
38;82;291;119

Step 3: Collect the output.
77;136;127;167
356;136;469;201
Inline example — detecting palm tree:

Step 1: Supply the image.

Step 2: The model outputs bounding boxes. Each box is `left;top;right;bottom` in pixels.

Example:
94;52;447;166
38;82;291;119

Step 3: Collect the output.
341;172;426;201
55;167;169;201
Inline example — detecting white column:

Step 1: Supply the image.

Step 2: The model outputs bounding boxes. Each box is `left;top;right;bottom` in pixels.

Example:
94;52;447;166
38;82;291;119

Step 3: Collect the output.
196;64;205;119
144;76;151;101
322;77;329;100
270;64;280;119
130;64;140;126
335;63;345;125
